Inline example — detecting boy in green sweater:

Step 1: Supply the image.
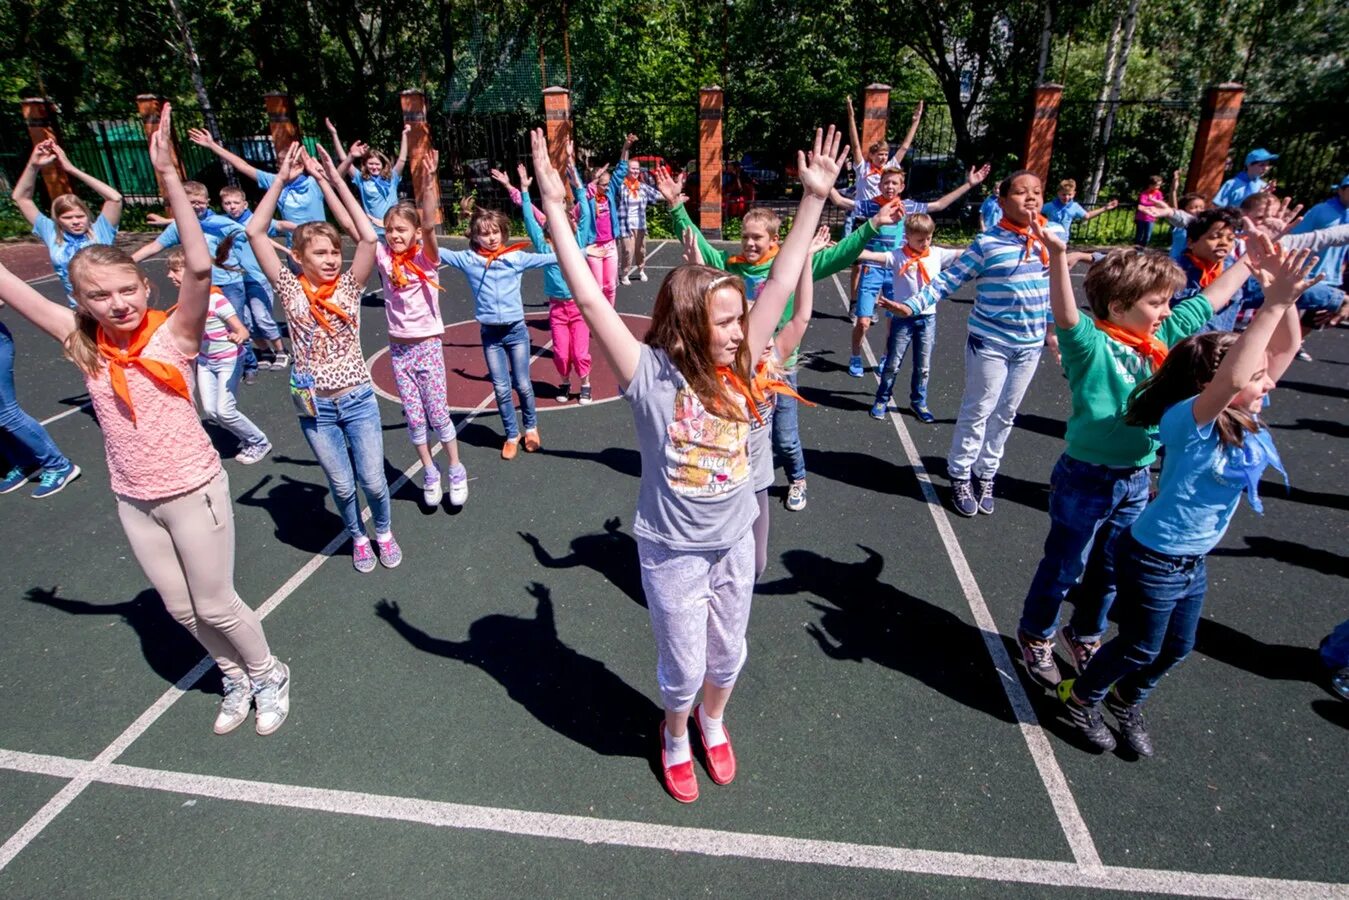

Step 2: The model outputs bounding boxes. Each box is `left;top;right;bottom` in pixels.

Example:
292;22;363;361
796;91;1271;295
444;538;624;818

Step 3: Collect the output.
1014;221;1252;689
654;168;898;511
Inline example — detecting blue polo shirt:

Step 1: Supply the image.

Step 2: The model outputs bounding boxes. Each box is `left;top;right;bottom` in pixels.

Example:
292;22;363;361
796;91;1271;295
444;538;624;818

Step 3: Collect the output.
1290;196;1349;287
1213;172;1267;208
155;212;246;286
351;171;401;230
1043;198;1088;229
32;213;119;297
255;171;328;229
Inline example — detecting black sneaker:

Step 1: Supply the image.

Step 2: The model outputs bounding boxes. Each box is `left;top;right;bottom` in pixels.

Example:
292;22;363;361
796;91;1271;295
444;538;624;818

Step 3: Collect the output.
1105;691;1154;757
950;479;978;517
1057;680;1116;752
1017;629;1062;688
975;476;995;515
1060;625;1101;675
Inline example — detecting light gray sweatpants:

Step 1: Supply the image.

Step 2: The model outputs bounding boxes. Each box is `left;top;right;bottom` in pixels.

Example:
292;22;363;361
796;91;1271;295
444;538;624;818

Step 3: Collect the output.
117;469;276;682
638;529;756;712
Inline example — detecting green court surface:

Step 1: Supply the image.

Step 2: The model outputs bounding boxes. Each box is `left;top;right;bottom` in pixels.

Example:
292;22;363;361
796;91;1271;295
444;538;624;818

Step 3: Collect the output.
0;236;1345;898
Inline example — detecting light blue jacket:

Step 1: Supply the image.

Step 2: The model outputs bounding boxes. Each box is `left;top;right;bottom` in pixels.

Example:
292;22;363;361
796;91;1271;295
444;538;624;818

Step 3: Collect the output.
439;244;556;324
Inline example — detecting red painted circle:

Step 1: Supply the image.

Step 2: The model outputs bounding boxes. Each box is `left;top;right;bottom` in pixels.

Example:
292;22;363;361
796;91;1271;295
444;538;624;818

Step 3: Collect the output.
368;312;651;412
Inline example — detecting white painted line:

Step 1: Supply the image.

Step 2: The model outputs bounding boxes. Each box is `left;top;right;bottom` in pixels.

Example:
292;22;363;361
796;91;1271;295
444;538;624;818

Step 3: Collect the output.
38;401;92;427
639;240;671;266
0;373;511;873
829;274;1103;871
24;273;61;286
0;749;1340;899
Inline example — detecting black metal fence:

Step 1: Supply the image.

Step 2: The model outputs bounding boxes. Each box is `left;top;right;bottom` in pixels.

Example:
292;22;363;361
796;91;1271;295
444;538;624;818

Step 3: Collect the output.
1231;100;1349;206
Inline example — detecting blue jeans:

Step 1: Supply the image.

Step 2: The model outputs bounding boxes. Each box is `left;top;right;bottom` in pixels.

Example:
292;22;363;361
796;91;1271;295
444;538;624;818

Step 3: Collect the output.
242;278;282;341
1019;454;1150;642
480;320;537;439
948;334;1042;481
1133;220;1154;247
0;320;70;472
220;282;259;373
772;369;806;483
1073;530;1207;706
297;384;391;539
874;314;935;408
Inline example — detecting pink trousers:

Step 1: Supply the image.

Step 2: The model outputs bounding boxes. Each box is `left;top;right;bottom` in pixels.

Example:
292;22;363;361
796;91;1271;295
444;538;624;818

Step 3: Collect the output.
587;244;618;305
549;299;592;380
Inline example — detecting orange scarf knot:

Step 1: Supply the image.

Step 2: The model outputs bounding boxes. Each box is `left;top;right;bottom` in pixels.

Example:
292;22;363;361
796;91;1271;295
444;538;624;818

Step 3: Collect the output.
95;309;191;425
389;245;442;293
1093;318;1169;371
624;175;642;198
298;274;354;334
715;365;765;425
752;361;815;408
1184;252;1222;289
727;245;780;267
999;215;1051;266
474;241;532;267
896;244;932;286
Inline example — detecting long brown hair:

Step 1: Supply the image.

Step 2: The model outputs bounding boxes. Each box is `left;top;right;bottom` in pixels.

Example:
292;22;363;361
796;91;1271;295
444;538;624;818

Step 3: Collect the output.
646;265;751;421
50;194;94;245
1125;332;1258;448
64;245;149;377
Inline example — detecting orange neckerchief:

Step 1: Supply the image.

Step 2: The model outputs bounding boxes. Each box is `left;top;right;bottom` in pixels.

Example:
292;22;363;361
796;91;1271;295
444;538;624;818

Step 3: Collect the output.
389;245;442;292
1093;319;1168;370
895;244;932;286
727;244;780;267
1184;251;1222;289
95;309;190;425
999;214;1051;266
752;360;815;407
474;241;531;267
714;365;765;425
298;274;354;334
624;175;642;198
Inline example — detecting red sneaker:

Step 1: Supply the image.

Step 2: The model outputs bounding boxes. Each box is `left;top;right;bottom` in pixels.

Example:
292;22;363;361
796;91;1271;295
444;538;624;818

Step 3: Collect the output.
660;723;698;803
693;704;737;785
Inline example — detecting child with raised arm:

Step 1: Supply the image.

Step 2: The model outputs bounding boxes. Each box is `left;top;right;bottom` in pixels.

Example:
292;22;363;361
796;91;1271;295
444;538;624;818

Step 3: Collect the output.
1057;235;1313;757
532;124;845;803
374;152;468;508
217;185;289;369
1013;222;1253;690
1043;179;1118;232
190;129;328;238
843;96;923;235
894;171;1065;518
657;167;899;512
618;154;665;284
12;139;124;305
1133;175;1166;247
857;213;963;422
437;195;558;458
0;105;290;735
245;143;401;574
332;121;410;235
582;133;636;303
828;162;989;377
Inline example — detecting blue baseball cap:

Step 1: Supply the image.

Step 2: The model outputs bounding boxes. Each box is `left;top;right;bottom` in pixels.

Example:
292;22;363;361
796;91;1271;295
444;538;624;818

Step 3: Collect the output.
1245;148;1278;166
1338;174;1349;189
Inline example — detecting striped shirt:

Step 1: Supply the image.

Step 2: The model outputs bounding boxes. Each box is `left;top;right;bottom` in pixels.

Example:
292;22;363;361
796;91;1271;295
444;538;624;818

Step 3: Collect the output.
200;290;242;363
905;222;1066;348
617;178;662;236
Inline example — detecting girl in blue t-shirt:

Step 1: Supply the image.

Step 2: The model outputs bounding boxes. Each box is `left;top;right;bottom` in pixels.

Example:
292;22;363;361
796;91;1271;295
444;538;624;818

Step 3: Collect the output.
12;139;124;303
328;120;410;236
1058;235;1317;758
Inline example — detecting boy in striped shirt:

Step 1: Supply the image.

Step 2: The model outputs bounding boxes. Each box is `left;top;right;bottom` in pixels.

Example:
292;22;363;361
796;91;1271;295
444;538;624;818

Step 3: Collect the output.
618;158;663;284
895;170;1065;517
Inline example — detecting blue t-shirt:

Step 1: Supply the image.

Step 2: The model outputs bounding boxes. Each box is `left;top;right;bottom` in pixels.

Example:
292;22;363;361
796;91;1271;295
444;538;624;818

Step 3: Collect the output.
351;171;401;230
1130;397;1251;556
32;213;119;297
1213;172;1267;208
1290;196;1349;287
1043;198;1087;229
980;196;1002;232
255;171;328;231
156;212;246;286
855;198;930;264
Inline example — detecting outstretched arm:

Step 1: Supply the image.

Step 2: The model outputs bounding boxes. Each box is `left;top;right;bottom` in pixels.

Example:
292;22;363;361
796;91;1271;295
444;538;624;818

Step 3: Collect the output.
244;143;301;287
892;100;924;165
337;139;366;180
51;143;123;227
153;107;212;353
187;128;259;183
620;133;636;163
926;164;991;213
531;128;641;387
11;141;57;226
324;118;347;164
0;263;76;341
418;151;440;254
392;125;411;177
845;95;864;166
1082;199;1119;221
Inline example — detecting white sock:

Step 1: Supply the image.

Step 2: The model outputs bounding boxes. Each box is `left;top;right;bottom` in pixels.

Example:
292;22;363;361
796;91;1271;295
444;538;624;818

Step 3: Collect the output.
375;530;393;543
697;707;727;747
663;727;692;765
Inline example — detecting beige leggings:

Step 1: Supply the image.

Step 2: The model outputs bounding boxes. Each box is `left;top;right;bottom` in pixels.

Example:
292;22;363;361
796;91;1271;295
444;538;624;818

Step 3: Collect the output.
620;229;648;273
117;469;276;683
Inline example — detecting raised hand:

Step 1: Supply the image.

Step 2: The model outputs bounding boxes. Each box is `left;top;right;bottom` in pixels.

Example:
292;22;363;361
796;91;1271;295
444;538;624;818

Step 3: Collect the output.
1138;198;1172;217
402;124;412;138
912;100;925;123
148;103;177;173
528;128;568;206
1263;196;1303;241
28;140;57;168
681;227;704;265
653;166;682;206
1263;244;1321;307
1103;198;1120;211
187;127;219;149
421;148;440;183
796;126;848;199
624;133;638;147
315;144;341;180
590;163;610;187
516;162;533;193
808;225;833;254
348;140;369;160
871;198;904;228
275;142;304;182
325;117;339;134
1029;216;1067;255
301;150;325;181
489;168;512;189
966;163;991;187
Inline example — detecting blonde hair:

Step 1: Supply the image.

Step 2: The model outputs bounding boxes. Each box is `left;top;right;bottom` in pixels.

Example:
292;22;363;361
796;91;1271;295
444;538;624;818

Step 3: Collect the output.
50;194;94;245
383;201;421;232
64;245;149;376
1083;248;1186;320
219;185;247;203
904;213;935;236
740;207;781;238
647;265;752;421
165;247;186;271
1059;179;1077;193
359;148;392;175
879;167;904;182
183;181;210;200
292;221;343;259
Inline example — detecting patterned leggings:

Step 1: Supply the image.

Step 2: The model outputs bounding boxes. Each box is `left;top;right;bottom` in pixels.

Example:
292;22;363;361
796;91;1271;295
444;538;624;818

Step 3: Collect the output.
389;337;456;447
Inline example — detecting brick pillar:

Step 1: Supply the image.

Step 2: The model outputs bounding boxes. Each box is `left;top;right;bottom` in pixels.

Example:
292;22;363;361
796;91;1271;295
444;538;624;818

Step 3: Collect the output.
20;98;73;200
1185;83;1244;200
1022;84;1063;184
135;95;185;202
698;86;724;239
861;83;891;156
263;92;302;159
542;87;573;179
401;90;440;226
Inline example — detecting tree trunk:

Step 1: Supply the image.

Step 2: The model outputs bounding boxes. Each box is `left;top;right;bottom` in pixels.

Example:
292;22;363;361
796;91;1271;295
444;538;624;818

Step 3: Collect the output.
166;0;231;183
1036;0;1053;84
1087;0;1141;203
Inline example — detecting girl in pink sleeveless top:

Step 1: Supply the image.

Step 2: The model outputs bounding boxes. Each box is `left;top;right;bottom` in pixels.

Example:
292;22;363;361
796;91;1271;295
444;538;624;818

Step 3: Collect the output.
0;105;290;738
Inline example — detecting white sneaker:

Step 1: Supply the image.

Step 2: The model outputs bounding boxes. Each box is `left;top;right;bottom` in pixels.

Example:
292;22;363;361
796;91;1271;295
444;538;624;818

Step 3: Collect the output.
213;675;253;735
423;469;443;507
638;270;649;282
620;275;632;285
235;440;272;465
447;463;468;506
252;661;291;736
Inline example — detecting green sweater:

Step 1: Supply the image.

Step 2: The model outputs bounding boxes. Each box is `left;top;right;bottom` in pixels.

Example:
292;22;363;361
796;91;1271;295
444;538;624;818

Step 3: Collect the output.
1056;294;1213;468
670;204;876;366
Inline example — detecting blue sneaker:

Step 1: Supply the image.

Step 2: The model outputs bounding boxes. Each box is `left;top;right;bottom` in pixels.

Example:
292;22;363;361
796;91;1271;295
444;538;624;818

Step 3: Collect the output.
975;476;996;515
910;403;935;424
950;479;978;517
847;355;864;377
869;401;888;420
1;466;32;494
32;464;80;499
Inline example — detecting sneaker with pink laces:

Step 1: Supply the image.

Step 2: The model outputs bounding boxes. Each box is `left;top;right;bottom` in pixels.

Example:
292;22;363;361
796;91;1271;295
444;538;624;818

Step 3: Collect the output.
352;539;377;574
376;534;403;568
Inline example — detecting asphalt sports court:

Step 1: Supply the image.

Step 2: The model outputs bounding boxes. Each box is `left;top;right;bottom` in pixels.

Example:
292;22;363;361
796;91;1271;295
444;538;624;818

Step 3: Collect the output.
0;234;1345;898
